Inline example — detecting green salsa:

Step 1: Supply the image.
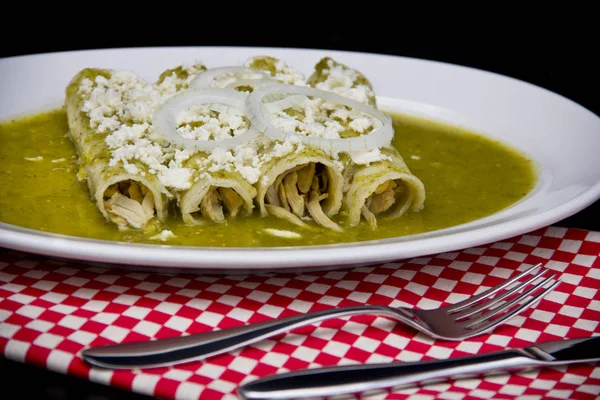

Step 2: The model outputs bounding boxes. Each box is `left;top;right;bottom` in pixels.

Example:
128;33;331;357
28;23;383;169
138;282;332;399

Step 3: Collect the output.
0;108;537;247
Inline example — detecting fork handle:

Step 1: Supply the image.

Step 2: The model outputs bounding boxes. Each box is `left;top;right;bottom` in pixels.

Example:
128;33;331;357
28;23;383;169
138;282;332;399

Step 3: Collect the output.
82;305;396;369
238;350;545;400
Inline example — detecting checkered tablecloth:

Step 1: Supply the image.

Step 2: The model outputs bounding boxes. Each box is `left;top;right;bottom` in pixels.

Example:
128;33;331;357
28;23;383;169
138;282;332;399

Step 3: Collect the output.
1;226;599;400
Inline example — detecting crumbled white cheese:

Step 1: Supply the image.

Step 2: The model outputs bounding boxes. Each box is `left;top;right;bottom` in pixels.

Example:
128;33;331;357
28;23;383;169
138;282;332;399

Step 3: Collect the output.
199;145;262;185
109;140;164;173
243;57;306;86
348;148;391;165
236;165;261;184
175;105;211;125
272;115;300;132
82;71;158;133
220;112;245;131
79;69;202;193
155;63;207;97
314;59;376;105
105;123;149;149
273;60;306;85
328;85;372;104
190;131;312;186
348;117;373;133
51;158;66;163
24;156;43;161
270;135;304;158
211;70;266;88
330;107;351;122
173;149;191;165
150;230;176;241
269;97;377;141
76;57;386;199
411;155;421;160
158;167;192;190
176;105;249;141
78;78;94;97
96;116;121;134
263;228;302;239
123;162;139;175
209;148;235;164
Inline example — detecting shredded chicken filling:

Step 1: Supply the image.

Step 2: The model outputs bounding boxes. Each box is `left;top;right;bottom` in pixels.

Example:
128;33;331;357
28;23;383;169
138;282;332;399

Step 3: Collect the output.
361;180;405;228
265;162;342;231
103;181;155;230
192;187;245;223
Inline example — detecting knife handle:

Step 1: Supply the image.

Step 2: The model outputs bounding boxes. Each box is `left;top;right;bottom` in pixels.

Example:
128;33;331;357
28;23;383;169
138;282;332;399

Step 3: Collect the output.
237;350;544;400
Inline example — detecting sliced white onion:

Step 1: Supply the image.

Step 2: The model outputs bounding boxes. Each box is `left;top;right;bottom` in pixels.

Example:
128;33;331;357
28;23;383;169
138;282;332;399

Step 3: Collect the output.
246;84;393;152
152;88;258;151
189;66;270;89
224;79;278;91
205;103;245;116
264;94;308;113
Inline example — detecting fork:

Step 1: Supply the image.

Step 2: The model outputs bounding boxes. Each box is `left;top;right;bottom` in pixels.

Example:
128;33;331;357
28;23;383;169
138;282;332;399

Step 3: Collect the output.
82;263;560;369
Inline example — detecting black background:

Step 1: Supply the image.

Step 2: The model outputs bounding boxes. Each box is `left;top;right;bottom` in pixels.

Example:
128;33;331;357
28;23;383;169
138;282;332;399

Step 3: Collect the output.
1;17;599;400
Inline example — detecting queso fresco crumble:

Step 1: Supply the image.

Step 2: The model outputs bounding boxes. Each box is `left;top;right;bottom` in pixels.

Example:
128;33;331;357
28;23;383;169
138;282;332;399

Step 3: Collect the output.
76;57;388;195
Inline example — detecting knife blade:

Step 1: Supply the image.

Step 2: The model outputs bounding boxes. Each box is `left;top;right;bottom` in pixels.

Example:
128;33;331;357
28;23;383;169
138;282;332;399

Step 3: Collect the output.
237;336;600;400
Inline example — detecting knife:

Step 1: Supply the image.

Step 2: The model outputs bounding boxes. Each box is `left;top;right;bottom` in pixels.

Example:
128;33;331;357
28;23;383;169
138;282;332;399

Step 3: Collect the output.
236;336;600;400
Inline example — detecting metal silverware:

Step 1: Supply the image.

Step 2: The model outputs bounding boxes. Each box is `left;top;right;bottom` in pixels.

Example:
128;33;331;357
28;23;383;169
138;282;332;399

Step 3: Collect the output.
237;336;600;400
82;263;559;369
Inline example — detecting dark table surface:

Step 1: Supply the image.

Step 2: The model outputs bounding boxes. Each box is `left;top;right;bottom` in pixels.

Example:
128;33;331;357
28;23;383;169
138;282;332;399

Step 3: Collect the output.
1;23;599;400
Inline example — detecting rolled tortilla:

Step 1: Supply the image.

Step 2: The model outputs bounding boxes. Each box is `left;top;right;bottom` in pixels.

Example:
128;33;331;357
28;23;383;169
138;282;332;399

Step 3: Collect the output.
65;68;171;231
342;146;426;228
245;55;349;231
307;56;377;107
152;66;258;225
256;144;344;231
244;55;307;86
307;57;426;228
176;155;257;225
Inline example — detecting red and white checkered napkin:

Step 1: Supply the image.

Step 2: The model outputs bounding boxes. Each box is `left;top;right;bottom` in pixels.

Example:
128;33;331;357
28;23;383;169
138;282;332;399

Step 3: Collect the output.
1;226;599;400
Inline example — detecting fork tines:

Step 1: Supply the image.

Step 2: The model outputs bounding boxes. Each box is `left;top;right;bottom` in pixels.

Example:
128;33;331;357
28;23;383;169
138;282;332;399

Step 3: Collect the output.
449;263;561;332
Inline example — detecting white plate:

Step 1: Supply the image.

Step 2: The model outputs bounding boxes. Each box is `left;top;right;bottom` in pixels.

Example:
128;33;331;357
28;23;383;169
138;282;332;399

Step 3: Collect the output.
1;46;599;272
